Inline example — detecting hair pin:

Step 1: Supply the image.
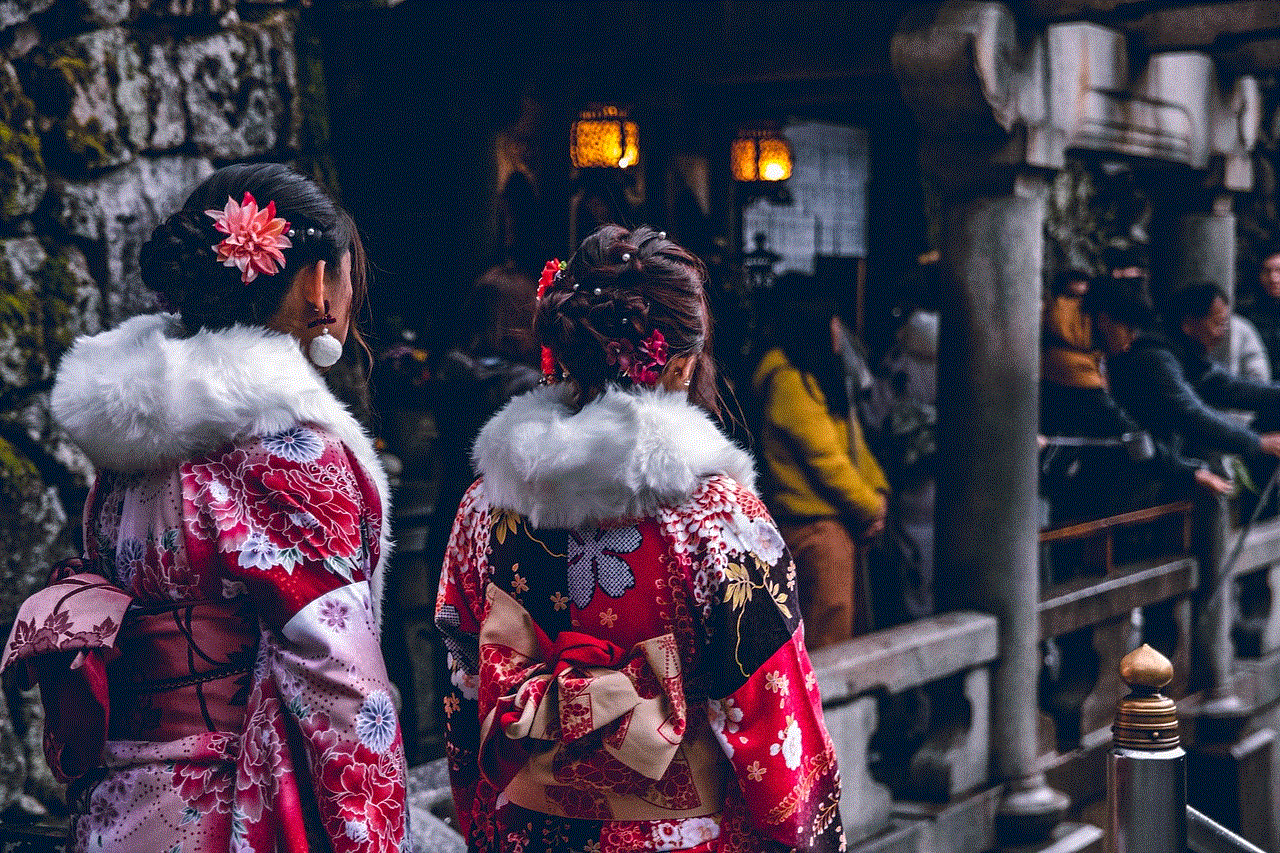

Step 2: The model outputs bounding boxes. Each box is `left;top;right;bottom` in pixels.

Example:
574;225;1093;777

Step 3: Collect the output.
593;287;603;296
621;253;631;262
658;231;666;239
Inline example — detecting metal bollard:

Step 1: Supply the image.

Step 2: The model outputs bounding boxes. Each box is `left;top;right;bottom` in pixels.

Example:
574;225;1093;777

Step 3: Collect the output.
1108;644;1186;853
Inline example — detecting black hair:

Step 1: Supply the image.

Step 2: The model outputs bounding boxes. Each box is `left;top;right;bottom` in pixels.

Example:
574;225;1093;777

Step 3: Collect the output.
535;224;724;417
1165;281;1228;326
1081;275;1155;329
1051;267;1090;295
139;162;369;363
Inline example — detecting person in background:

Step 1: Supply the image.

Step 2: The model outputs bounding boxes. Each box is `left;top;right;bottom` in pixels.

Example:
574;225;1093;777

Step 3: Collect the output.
1040;268;1108;436
436;225;844;853
1241;238;1280;380
2;163;407;853
1231;312;1271;384
752;283;889;647
427;263;542;567
1085;276;1279;488
863;306;938;625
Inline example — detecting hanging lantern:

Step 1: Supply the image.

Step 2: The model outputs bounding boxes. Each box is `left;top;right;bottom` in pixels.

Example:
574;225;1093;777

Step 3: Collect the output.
570;104;640;169
731;125;793;182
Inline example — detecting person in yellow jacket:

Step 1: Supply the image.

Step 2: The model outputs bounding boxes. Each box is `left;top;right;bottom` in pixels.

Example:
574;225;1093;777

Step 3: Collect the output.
751;297;889;648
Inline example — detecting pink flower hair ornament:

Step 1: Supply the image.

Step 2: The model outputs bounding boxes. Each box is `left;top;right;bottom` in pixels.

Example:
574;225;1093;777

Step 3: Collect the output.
606;328;669;386
205;191;292;285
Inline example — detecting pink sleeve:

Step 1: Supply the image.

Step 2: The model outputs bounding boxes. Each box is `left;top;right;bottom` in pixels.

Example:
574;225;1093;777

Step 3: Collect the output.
185;426;407;853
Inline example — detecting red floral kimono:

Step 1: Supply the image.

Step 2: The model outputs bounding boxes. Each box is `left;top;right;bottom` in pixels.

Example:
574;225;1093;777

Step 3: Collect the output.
436;384;844;853
2;315;408;853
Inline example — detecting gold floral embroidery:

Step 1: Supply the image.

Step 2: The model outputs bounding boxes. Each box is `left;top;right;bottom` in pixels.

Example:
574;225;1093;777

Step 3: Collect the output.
512;569;528;594
599;608;618;627
766;670;790;696
492;508;520;544
443;694;460;716
765;578;791;619
722;559;753;611
765;750;837;824
550;592;569;611
747;760;766;782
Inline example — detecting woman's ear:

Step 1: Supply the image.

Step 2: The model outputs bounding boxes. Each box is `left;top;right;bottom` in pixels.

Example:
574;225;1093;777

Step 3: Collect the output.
660;354;696;392
300;260;327;310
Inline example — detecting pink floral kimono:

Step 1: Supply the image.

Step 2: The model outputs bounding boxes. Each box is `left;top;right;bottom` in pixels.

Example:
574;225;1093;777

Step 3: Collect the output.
436;385;844;853
2;315;408;853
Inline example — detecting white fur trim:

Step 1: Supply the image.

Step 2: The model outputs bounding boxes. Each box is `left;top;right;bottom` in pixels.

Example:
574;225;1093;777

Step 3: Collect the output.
473;384;756;529
51;314;393;626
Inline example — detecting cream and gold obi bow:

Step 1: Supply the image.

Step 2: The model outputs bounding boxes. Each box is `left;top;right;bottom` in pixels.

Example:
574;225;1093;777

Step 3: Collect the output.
478;584;687;786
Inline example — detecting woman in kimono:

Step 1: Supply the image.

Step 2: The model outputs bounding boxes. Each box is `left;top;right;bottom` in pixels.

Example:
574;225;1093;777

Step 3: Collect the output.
435;225;844;853
2;163;407;852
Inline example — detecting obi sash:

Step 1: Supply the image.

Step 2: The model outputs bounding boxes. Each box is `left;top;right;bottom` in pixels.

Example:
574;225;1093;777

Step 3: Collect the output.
478;583;727;822
2;569;131;782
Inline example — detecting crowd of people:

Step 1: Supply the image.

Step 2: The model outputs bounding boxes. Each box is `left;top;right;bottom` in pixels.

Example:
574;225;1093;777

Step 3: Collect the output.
1039;249;1280;529
14;151;1280;853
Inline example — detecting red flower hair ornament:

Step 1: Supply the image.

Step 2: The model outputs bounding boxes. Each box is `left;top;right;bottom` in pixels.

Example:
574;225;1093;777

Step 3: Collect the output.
206;192;292;285
537;259;564;382
606;328;669;386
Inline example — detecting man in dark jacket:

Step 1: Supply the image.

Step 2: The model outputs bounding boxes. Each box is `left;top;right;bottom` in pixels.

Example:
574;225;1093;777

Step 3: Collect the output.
1086;278;1280;465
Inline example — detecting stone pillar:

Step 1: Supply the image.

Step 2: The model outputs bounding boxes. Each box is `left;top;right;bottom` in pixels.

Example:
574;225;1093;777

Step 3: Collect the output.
934;171;1070;844
1169;194;1236;366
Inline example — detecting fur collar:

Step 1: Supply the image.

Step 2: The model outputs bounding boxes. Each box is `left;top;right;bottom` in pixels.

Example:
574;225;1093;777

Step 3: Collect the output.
473;383;756;529
51;313;393;624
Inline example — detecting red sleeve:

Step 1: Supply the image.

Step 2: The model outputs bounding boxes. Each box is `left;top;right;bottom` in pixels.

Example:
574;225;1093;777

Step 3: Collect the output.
687;477;845;852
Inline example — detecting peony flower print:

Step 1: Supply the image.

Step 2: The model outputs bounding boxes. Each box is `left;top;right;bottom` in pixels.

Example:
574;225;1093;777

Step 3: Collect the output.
237;530;299;573
721;511;786;566
116;538;144;588
355;691;398;754
566;524;642;608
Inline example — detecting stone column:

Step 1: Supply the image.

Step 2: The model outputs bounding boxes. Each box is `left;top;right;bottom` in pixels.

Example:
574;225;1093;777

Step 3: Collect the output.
1169;194;1236;366
934;171;1070;843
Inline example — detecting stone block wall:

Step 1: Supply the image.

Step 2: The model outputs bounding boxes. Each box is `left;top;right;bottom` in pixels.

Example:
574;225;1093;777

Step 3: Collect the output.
0;0;311;819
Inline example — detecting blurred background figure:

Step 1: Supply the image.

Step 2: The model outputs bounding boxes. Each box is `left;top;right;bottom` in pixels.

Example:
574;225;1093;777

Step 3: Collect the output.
751;274;889;647
1040;268;1107;437
1241;238;1280;380
864;305;939;626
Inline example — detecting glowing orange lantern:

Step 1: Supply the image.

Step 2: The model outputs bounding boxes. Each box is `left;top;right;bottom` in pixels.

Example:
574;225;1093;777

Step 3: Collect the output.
570;105;640;169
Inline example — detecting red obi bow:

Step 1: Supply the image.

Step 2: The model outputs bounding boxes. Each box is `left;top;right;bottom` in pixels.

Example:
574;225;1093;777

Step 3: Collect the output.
478;585;688;785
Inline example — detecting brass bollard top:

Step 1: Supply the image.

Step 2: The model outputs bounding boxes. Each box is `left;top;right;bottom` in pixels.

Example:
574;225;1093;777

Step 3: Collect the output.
1113;644;1179;750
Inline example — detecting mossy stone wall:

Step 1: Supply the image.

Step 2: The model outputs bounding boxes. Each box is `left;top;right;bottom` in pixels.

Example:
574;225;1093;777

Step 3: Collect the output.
0;0;311;820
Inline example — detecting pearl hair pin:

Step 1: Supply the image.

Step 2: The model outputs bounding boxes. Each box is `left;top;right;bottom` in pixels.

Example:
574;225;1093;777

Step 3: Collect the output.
622;253;631;262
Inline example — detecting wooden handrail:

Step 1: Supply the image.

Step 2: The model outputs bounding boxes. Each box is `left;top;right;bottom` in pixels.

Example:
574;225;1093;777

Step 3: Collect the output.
1039;500;1194;544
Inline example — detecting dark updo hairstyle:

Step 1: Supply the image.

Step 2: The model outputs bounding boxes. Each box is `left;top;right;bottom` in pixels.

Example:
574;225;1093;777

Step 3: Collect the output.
1081;274;1156;329
534;224;722;417
139;162;369;362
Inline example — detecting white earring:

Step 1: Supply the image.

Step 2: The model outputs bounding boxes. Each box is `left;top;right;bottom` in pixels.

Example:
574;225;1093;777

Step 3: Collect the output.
308;328;343;367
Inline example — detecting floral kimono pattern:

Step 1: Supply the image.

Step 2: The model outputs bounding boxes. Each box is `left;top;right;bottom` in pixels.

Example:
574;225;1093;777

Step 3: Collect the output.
436;474;843;853
3;425;408;853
